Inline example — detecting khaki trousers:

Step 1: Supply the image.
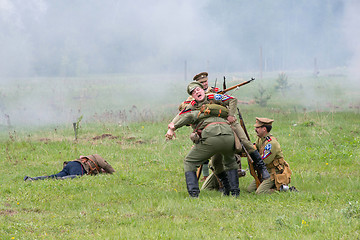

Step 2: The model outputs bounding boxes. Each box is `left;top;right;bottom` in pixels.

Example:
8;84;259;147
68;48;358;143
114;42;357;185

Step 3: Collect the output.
247;178;275;194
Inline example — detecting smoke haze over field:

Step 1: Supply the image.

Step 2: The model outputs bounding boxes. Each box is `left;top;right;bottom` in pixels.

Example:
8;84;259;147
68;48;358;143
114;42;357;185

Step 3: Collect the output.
0;0;359;127
343;0;360;82
0;0;357;77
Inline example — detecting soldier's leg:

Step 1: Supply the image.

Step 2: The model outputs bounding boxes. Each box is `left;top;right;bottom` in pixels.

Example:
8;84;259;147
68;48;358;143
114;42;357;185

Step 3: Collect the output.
216;171;231;196
185;171;200;198
49;161;84;179
235;154;246;177
24;175;49;181
201;160;210;182
194;136;234;196
207;153;228;193
255;178;276;194
210;153;225;175
203;157;223;192
222;153;240;196
217;135;240;196
247;180;257;193
184;144;216;172
200;172;220;191
184;141;217;197
57;175;80;180
230;122;270;180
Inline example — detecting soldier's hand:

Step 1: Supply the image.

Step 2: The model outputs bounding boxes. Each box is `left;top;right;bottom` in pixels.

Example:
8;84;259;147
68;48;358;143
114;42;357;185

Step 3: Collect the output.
168;122;175;130
165;129;176;140
227;115;236;123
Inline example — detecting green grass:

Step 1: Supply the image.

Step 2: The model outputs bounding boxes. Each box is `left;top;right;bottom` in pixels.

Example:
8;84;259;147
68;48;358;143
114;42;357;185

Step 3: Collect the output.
1;110;360;239
1;72;360;239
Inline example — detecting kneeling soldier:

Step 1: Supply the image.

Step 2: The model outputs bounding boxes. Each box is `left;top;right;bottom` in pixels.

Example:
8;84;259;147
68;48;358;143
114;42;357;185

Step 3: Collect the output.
247;118;292;194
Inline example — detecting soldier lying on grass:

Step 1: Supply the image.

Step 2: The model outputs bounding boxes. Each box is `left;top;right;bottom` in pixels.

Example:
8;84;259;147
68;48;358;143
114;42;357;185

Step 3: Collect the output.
24;154;115;181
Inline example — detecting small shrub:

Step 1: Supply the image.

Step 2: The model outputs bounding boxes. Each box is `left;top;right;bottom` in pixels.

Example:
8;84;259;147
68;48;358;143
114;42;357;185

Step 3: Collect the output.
301;121;315;127
275;72;290;96
254;85;271;107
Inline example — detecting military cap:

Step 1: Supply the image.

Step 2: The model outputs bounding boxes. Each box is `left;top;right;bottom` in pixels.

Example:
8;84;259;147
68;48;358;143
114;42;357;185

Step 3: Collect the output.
187;81;204;95
254;117;274;127
193;72;208;83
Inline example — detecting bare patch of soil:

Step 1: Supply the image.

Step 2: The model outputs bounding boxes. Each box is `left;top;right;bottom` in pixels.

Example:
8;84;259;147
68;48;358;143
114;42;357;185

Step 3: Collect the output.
92;133;119;140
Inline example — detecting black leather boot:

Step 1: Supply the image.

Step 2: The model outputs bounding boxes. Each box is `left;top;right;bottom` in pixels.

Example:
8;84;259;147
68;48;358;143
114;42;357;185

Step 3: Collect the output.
217;171;231;196
226;169;240;197
250;150;270;180
185;171;200;198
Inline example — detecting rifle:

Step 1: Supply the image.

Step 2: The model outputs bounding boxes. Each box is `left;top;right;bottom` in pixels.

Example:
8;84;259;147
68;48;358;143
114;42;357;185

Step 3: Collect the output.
217;78;255;94
237;108;262;187
196;164;203;181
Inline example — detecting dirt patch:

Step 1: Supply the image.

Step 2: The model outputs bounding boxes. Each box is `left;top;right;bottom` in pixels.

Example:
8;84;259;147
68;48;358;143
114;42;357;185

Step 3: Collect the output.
39;138;51;143
92;134;145;144
92;133;119;140
124;136;135;140
0;209;17;216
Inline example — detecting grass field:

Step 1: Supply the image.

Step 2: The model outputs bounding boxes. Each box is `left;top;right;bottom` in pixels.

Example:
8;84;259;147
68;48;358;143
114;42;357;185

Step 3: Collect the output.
1;71;360;239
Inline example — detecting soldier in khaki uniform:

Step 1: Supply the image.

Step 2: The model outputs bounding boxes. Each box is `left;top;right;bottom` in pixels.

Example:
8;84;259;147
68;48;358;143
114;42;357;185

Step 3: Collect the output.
247;118;292;194
24;154;115;181
172;80;270;182
166;82;240;197
178;72;219;182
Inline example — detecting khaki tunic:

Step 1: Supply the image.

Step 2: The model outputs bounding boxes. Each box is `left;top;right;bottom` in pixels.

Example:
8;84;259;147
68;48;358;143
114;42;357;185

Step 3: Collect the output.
256;133;284;170
172;111;238;173
248;133;291;194
173;93;237;126
173;92;255;154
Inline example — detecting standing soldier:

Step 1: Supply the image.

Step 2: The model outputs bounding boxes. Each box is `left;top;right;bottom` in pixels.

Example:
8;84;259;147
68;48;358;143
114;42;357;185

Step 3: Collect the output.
166;81;240;197
178;72;215;181
247;118;292;194
172;78;270;182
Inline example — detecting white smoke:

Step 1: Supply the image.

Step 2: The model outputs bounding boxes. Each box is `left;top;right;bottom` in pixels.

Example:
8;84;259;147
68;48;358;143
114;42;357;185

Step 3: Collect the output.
343;0;360;83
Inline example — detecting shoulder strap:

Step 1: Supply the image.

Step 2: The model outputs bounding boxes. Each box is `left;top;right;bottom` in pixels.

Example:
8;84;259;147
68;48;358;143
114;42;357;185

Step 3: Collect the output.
81;156;101;174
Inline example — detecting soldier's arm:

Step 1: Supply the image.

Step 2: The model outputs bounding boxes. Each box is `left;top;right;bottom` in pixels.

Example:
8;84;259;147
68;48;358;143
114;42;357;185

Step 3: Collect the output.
172;110;198;129
261;140;280;165
166;110;198;139
222;94;238;117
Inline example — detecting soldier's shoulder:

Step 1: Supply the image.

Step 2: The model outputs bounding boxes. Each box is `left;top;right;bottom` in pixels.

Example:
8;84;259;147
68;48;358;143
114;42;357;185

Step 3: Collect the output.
265;135;278;143
265;135;281;148
206;93;215;100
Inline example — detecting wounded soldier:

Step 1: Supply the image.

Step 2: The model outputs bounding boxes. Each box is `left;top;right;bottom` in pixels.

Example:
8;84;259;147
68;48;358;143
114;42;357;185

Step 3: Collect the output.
24;154;115;181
